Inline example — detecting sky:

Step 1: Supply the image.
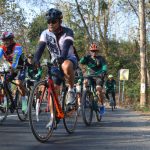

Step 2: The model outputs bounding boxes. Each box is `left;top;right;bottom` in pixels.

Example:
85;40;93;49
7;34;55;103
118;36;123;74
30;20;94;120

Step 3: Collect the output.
17;0;145;42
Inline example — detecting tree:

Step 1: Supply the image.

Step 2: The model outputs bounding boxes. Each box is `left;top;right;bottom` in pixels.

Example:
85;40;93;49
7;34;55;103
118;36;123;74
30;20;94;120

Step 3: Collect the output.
139;0;147;107
74;0;112;57
0;0;29;54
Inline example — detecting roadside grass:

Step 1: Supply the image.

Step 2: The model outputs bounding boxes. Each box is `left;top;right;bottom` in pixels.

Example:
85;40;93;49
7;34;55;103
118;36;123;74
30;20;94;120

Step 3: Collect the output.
118;99;150;113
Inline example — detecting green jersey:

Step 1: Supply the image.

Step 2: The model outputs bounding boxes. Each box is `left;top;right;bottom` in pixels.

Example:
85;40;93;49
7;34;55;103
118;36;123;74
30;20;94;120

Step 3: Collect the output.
80;55;107;75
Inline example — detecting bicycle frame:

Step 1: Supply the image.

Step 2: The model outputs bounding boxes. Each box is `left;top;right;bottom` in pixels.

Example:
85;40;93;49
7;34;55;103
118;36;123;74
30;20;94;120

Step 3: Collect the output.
47;78;64;119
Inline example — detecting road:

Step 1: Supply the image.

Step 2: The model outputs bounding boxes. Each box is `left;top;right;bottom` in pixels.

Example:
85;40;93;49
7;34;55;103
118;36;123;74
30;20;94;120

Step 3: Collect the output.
0;107;150;150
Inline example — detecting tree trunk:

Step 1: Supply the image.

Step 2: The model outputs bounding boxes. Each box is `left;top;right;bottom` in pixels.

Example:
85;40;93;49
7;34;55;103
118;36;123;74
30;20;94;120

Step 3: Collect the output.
139;0;147;107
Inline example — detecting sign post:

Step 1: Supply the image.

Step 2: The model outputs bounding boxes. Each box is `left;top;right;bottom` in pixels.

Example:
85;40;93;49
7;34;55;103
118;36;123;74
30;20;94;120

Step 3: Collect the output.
118;69;129;102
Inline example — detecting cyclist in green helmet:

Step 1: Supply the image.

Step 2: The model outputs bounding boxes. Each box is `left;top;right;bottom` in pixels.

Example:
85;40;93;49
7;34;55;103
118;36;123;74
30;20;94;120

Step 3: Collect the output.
105;74;116;108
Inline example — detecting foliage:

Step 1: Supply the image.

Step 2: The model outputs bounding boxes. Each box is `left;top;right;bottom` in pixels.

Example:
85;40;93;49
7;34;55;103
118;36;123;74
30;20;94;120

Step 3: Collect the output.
28;14;47;42
0;0;27;32
1;0;150;108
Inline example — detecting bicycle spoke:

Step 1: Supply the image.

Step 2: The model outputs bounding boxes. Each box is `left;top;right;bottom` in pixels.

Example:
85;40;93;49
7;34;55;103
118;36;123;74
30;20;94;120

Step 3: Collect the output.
28;80;55;142
63;89;78;133
81;90;93;126
0;98;8;123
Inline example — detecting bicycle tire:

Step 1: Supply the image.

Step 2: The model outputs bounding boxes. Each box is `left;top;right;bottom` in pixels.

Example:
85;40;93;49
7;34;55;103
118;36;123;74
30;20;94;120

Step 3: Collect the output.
95;110;102;122
0;92;9;124
16;89;29;121
28;80;55;142
81;90;93;126
63;88;78;133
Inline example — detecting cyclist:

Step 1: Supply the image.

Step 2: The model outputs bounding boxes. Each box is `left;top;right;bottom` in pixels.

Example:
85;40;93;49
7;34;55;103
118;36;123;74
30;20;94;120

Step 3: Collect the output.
80;43;107;115
0;31;27;113
105;74;116;108
33;8;78;128
25;53;42;88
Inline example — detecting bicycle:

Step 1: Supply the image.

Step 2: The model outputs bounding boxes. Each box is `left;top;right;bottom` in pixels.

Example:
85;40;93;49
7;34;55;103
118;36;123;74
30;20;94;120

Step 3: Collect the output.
81;75;102;126
28;62;79;142
0;69;29;123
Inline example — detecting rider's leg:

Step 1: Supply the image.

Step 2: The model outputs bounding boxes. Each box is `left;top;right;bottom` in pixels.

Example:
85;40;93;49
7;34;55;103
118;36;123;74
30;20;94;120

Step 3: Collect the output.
62;60;75;90
96;86;104;105
61;60;76;104
112;91;116;106
105;90;109;101
96;78;105;115
16;79;27;112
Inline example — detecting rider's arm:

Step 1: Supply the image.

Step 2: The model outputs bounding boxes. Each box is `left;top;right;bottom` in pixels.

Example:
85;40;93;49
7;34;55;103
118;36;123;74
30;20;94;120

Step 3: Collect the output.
33;30;48;64
11;44;23;69
61;29;74;59
33;41;46;64
0;47;4;60
95;65;107;75
95;57;107;76
80;55;90;64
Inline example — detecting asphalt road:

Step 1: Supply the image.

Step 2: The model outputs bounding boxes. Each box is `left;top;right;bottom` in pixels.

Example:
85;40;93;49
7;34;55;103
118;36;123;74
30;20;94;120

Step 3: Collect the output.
1;107;150;150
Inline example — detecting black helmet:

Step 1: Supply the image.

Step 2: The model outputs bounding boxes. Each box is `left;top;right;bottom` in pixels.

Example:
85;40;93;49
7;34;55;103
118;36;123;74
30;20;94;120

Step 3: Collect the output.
45;8;63;23
1;32;14;40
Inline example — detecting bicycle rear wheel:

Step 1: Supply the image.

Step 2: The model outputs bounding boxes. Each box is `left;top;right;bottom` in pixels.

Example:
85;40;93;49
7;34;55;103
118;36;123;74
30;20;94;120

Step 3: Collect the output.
16;89;29;121
63;88;78;133
0;96;8;124
28;80;55;142
81;90;93;126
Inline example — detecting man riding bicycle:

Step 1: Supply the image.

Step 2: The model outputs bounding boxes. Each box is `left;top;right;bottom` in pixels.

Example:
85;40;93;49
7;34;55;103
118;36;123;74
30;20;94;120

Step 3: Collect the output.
33;8;77;105
105;74;116;108
0;31;27;113
80;43;107;115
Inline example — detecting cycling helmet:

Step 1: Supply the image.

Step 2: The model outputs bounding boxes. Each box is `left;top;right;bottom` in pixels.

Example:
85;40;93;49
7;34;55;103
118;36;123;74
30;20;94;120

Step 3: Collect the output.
108;74;113;78
1;32;14;40
45;8;63;22
89;43;99;51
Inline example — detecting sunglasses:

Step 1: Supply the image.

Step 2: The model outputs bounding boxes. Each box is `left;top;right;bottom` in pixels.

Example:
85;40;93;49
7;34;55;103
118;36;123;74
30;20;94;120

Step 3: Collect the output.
47;19;58;24
90;50;98;53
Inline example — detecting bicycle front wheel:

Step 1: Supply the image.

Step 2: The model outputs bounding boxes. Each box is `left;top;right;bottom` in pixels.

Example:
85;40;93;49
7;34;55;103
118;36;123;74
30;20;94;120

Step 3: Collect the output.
81;90;93;126
28;80;55;142
16;90;29;121
63;88;78;133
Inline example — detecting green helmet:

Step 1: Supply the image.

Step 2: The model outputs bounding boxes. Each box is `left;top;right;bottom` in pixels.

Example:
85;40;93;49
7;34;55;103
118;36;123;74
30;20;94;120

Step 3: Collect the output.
108;74;113;78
